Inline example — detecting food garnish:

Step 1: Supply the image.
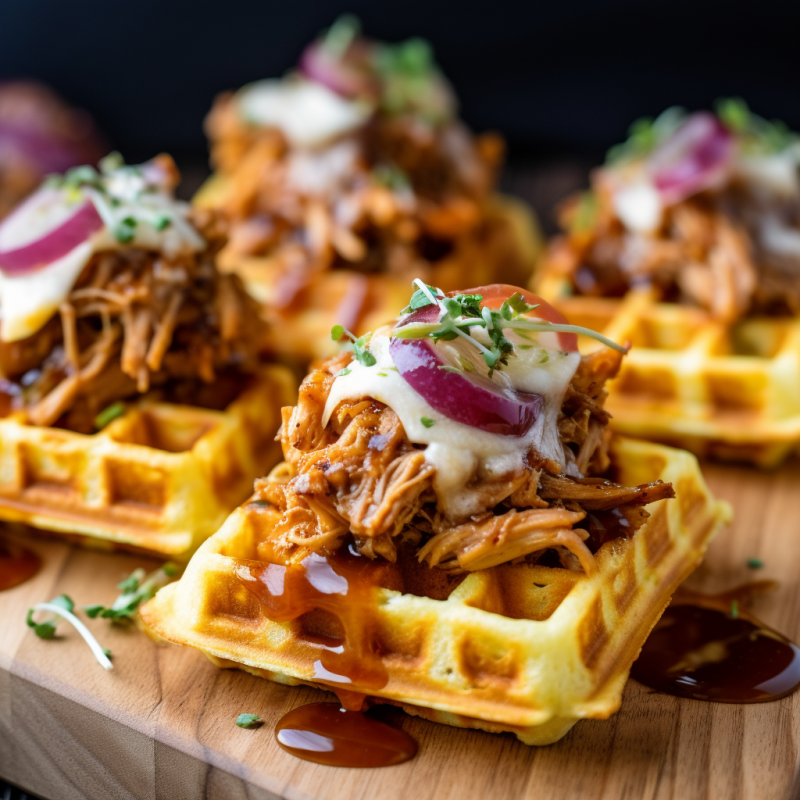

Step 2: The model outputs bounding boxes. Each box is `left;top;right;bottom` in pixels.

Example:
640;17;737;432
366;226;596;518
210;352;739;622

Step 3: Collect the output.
330;325;377;367
747;558;764;569
94;401;126;431
392;280;626;376
235;714;263;729
84;563;179;622
27;594;113;670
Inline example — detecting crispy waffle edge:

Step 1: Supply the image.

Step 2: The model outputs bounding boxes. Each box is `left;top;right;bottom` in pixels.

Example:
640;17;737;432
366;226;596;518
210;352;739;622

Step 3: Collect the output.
535;268;800;467
0;365;297;558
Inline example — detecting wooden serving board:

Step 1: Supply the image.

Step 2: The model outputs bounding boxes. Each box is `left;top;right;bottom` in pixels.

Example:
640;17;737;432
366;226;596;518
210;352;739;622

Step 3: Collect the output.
1;460;799;800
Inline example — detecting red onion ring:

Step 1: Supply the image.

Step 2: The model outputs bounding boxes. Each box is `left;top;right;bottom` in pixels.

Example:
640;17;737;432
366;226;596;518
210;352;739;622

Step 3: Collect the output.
0;189;103;275
649;112;734;204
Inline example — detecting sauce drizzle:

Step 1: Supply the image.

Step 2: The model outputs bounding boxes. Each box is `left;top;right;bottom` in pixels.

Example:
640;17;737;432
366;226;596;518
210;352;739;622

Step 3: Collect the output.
236;549;393;696
275;702;417;768
0;537;41;591
632;582;800;703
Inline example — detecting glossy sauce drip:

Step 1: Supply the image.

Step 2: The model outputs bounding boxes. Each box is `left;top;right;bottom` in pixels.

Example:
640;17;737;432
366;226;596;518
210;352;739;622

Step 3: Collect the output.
236;548;393;700
632;581;800;703
0;537;41;590
275;702;417;768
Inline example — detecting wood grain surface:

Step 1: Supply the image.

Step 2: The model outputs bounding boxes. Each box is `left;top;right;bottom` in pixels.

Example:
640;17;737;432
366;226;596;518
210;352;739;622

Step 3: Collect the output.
1;459;799;800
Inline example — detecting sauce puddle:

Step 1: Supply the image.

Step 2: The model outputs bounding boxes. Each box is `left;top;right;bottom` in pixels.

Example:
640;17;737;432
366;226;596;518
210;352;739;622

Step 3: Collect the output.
0;537;41;590
275;702;417;767
237;548;417;767
632;581;800;702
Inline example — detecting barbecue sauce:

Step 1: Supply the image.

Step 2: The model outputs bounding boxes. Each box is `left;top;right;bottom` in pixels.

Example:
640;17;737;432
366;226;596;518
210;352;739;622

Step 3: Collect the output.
236;549;391;693
631;582;800;703
275;702;417;768
0;537;41;590
237;549;418;767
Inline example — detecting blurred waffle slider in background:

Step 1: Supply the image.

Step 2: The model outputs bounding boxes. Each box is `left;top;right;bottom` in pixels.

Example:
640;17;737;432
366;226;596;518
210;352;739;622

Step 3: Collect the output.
0;81;106;220
536;100;800;466
195;17;541;362
0;154;295;558
142;282;730;746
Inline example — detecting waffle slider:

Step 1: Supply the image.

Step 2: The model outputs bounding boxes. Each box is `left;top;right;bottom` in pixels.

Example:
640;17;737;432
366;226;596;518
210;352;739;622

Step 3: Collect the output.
536;100;800;465
142;282;729;744
0;81;106;220
0;154;295;557
195;17;540;362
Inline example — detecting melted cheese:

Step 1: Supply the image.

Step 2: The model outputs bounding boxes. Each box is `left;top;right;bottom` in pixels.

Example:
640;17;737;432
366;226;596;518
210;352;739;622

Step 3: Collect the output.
238;79;371;148
612;179;663;233
322;326;581;520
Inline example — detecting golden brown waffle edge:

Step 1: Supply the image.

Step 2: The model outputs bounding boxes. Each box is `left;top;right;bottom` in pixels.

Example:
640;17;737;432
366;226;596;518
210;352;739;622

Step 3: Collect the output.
0;366;297;559
535;268;800;468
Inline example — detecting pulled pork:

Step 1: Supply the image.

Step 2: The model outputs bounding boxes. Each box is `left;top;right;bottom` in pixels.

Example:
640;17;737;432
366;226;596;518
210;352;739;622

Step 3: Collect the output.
0;209;266;432
254;349;674;574
204;95;528;310
544;171;800;323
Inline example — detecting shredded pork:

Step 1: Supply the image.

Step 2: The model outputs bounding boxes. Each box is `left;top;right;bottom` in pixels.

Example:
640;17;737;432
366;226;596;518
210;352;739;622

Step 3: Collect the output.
0;209;266;432
545;170;800;322
255;348;674;574
203;94;533;316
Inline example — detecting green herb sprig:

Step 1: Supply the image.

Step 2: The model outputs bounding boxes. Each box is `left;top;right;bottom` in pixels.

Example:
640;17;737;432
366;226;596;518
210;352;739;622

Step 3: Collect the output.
236;714;263;729
606;106;687;165
26;595;113;670
94;401;126;430
716;97;798;155
331;325;377;367
393;280;626;377
84;563;179;622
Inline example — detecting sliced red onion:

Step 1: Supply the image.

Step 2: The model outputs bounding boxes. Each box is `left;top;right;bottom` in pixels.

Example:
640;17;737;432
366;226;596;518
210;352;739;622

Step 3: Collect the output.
649;112;734;204
0;188;103;275
298;41;377;100
389;335;542;436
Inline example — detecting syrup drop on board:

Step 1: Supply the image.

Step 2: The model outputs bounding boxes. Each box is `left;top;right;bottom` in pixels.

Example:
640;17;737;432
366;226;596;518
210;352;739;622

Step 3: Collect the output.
275;702;417;768
0;537;41;591
631;581;800;703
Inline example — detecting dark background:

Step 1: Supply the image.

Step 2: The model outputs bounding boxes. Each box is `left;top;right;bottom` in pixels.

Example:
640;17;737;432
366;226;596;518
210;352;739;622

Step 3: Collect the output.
3;0;800;168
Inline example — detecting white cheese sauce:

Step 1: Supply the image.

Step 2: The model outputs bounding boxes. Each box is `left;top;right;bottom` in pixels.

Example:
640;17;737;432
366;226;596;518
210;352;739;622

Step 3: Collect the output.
238;79;371;149
322;326;581;520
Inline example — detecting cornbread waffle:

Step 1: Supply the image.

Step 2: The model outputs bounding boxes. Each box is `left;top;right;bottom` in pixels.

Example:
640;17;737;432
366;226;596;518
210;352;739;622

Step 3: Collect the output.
194;182;541;362
537;269;800;467
141;437;730;745
0;366;296;558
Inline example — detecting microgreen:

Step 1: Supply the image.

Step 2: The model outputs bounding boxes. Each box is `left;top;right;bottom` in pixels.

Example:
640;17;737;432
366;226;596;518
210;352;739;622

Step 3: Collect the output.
27;595;113;670
331;325;377;367
606;106;687;165
27;594;74;639
95;401;126;430
746;557;763;569
236;714;263;729
716;97;797;154
570;190;599;233
373;164;411;192
394;279;626;378
420;417;435;428
321;14;360;58
84;563;180;622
